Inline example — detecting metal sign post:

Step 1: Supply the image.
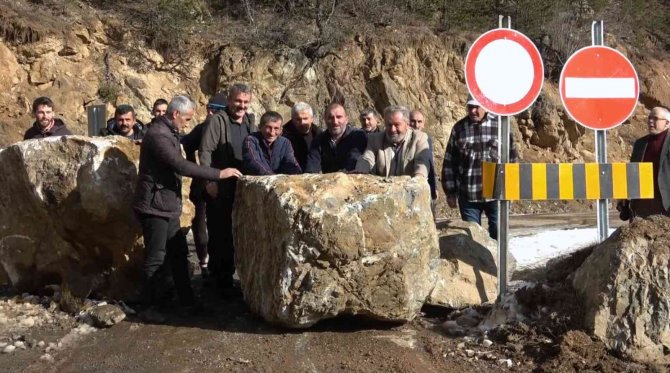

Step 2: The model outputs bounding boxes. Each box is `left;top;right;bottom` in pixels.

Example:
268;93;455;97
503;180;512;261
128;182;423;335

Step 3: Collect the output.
592;20;609;243
87;105;107;136
497;15;511;298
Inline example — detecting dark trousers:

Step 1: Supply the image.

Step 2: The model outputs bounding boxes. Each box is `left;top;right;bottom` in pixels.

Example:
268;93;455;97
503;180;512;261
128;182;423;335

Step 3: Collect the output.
205;198;235;287
139;214;194;305
191;194;209;267
458;198;498;240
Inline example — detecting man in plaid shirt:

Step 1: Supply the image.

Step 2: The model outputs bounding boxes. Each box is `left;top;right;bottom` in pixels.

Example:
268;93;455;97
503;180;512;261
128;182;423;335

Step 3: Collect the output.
442;96;518;239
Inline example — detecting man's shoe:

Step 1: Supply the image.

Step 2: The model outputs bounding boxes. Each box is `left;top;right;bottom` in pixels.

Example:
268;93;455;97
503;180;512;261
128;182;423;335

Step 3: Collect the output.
201;266;210;280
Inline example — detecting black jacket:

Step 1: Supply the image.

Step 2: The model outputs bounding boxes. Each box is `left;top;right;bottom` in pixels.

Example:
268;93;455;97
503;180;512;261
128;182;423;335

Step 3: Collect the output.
305;125;367;173
99;118;146;140
282;122;322;170
133;116;220;218
24;119;72;140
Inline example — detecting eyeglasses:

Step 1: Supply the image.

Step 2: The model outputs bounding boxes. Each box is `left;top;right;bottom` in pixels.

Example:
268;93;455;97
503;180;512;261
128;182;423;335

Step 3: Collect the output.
648;116;669;122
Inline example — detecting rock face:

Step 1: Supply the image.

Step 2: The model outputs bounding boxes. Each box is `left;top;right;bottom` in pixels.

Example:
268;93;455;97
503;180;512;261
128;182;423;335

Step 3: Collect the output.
572;216;670;365
427;220;515;308
233;174;438;328
0;136;195;299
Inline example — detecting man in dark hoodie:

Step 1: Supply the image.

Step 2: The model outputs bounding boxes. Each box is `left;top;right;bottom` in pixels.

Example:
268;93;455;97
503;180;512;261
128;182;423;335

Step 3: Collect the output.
133;95;241;312
24;96;73;140
99;104;145;141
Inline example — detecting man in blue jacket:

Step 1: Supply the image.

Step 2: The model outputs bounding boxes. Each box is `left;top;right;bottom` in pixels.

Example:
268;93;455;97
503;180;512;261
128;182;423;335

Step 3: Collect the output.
305;103;367;173
243;111;302;175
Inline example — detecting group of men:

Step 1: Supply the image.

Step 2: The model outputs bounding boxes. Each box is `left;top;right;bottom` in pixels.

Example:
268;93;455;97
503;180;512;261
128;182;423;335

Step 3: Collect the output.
22;88;670;314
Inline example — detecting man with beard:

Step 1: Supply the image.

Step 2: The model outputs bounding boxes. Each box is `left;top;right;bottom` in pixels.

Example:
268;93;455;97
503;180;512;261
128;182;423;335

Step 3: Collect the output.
99;104;146;140
442;95;518;239
24;97;73;140
282;102;322;170
359;108;381;134
355;105;430;178
133;95;241;313
199;83;256;297
305;103;367;173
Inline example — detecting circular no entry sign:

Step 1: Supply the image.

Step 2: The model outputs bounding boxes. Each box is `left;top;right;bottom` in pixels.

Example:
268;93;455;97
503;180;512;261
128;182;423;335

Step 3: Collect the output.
465;29;544;116
559;46;639;131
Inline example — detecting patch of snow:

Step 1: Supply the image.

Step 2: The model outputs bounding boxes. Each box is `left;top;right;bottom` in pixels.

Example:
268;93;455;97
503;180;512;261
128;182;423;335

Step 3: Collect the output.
510;227;616;269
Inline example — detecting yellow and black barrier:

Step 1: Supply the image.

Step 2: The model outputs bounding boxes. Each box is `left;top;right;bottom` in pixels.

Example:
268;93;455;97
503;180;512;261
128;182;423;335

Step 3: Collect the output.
482;162;654;200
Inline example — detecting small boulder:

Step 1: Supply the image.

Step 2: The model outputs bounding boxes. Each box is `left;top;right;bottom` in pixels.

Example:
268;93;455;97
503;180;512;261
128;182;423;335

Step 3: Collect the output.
87;304;126;328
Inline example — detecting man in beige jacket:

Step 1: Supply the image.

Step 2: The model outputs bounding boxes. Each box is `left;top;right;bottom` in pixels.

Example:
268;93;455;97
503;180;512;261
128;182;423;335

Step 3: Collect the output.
355;105;430;177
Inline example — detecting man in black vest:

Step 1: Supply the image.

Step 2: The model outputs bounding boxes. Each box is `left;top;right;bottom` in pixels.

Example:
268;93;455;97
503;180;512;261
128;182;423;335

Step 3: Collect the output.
133;95;241;312
282;102;322;170
199;83;257;297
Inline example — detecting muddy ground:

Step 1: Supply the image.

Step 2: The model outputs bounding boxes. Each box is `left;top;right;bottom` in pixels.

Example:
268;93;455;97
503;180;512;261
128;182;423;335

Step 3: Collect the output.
0;214;655;372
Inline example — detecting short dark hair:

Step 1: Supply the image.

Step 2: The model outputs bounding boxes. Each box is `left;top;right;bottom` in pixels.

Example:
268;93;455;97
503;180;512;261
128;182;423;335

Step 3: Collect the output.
260;111;283;127
114;104;135;118
360;108;377;118
152;99;168;110
32;96;54;113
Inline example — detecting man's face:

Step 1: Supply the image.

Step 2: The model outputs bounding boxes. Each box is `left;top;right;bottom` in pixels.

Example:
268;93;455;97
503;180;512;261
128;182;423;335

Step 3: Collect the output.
360;113;378;132
227;92;251;121
648;108;670;135
34;104;54;128
467;105;487;123
115;112;135;135
171;109;194;131
385;111;409;144
292;110;313;134
261;119;283;144
152;104;167;118
326;105;348;138
409;112;425;130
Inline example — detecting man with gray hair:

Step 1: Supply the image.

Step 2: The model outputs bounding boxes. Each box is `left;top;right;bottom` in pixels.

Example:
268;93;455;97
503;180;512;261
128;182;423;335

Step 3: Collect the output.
359;108;381;134
199;83;257;297
619;106;670;219
133;95;242;313
355;105;430;177
282;102;322;170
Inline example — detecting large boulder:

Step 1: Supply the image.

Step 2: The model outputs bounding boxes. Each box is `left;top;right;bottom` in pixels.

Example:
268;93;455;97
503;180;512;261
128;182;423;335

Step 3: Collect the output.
233;173;439;328
0;136;193;299
572;216;670;365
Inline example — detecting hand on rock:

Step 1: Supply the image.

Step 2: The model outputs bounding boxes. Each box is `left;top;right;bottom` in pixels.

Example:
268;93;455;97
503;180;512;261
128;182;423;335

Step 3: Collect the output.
219;168;242;179
447;196;458;208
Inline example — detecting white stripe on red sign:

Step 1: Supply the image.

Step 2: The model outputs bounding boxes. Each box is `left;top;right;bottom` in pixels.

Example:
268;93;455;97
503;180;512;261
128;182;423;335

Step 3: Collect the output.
564;78;637;99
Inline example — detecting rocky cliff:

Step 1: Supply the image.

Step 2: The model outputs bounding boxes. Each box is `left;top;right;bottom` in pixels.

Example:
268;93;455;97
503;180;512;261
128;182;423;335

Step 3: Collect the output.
1;1;669;210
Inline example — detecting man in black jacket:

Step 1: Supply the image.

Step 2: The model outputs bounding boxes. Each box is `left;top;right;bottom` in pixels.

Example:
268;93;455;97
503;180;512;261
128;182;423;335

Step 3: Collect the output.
305;103;367;173
282;102;322;170
133;95;241;310
199;83;256;296
24;96;73;140
99;104;145;141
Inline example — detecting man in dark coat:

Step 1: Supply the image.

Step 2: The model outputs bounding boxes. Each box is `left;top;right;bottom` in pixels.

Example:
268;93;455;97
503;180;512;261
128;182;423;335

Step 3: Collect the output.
99;104;146;140
133;95;241;310
625;107;670;219
199;83;256;296
282;102;322;170
305;103;367;173
243;111;302;175
24;96;73;140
